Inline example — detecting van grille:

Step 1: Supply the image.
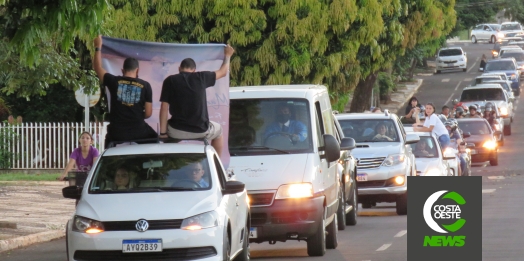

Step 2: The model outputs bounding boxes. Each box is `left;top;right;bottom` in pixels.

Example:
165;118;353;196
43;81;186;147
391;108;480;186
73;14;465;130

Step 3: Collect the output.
102;219;182;231
357;157;385;169
248;192;275;207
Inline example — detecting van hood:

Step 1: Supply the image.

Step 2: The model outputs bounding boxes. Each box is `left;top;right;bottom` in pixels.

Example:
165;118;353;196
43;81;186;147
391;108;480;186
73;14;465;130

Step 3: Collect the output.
415;158;441;175
77;190;218;221
351;142;402;158
228;154;308;190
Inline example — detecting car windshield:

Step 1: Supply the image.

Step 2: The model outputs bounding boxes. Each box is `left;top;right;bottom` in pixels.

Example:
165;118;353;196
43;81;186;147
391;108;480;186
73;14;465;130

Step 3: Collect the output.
457;121;491;135
337;119;399;143
501;24;521;30
439;49;463;56
500;52;524;61
410;136;439;158
460;88;505;101
89;154;212;193
228;98;313;155
485;61;516;71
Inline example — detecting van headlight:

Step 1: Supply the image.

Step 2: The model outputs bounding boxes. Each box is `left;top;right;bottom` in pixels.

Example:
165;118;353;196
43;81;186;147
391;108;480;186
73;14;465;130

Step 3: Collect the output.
382;154;405;167
425;168;442;176
73;216;104;234
275;183;313;199
499;107;508;116
483;141;497;150
181;211;218;230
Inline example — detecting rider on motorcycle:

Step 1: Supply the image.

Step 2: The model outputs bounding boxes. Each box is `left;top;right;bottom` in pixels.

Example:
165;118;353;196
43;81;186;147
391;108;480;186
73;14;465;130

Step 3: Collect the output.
445;119;468;176
483;102;500;132
455;106;466;118
467;104;482;118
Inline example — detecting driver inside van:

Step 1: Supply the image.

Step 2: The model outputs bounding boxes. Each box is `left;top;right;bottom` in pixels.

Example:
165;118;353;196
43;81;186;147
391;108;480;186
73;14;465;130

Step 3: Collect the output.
264;104;307;143
186;162;209;188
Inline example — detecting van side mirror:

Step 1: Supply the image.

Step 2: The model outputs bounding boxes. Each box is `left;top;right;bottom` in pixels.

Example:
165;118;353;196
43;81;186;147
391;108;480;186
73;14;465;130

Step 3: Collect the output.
340;137;356;150
405;133;420;145
222;181;245;195
62;186;82;200
322;134;341;162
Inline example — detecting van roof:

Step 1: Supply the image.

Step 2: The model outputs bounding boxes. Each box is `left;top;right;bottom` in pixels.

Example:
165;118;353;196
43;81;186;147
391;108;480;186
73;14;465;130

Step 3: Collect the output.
229;84;328;99
463;84;504;90
334;112;398;120
103;143;209;156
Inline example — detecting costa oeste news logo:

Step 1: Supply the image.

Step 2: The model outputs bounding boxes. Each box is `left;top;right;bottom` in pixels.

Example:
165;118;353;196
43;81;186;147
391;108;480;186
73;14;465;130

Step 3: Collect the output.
423;190;466;247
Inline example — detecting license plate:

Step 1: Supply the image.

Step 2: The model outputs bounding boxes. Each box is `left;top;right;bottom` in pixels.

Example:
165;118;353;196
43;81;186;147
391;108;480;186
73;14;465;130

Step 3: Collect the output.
249;227;258;238
122;239;162;253
470;149;477;155
357;173;368;182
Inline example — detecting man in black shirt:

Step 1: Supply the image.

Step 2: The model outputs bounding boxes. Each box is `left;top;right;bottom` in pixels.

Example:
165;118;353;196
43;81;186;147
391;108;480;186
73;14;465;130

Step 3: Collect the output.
159;45;235;157
92;35;158;147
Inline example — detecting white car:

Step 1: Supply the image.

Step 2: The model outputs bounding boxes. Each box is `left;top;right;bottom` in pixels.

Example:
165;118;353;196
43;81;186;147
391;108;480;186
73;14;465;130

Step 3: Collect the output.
497;22;524;40
335;111;419;215
470;23;501;43
435;47;467;74
63;143;250;261
404;127;457;176
498;46;522;58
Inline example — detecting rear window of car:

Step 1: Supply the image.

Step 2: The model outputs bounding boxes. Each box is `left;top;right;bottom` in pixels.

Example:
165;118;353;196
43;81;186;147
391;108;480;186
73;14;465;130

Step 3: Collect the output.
500;52;524;61
439;49;463;56
501;24;522;30
485;61;516;71
460;88;505;102
457;121;491;135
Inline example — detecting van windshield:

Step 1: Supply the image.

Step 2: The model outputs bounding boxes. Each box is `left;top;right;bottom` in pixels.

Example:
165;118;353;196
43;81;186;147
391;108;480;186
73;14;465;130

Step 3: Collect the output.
337;119;399;143
501;24;521;31
89;154;211;193
229;98;313;156
460;88;505;102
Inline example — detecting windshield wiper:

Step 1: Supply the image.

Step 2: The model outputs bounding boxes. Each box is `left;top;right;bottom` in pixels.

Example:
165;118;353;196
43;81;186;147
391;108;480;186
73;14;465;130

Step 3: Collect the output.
232;146;290;154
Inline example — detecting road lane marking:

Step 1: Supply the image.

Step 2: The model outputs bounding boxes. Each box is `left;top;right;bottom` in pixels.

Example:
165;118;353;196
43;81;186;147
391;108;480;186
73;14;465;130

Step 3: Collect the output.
467;57;479;73
487;176;505;180
442;78;450;82
376;244;392;251
483;189;496;194
454;80;462;91
444;81;462;105
394;230;407;238
464;78;472;81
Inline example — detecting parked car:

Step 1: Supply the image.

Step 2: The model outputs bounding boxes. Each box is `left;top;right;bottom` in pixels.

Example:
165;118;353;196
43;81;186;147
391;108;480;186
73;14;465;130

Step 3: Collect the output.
484;58;521;96
456;118;500;166
404;127;456;176
458;84;513;135
62;142;250;261
471;23;501;43
335;111;419;215
228;85;342;256
435;47;468;74
333;115;358;229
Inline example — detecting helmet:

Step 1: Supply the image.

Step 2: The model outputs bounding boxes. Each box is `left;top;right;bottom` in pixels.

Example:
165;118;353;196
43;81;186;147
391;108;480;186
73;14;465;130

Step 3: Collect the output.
445;119;458;131
456;106;465;115
469;104;478;111
485;102;494;112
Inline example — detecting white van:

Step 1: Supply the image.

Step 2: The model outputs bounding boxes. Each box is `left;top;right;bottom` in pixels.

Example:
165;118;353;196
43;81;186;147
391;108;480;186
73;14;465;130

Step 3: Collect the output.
228;85;351;256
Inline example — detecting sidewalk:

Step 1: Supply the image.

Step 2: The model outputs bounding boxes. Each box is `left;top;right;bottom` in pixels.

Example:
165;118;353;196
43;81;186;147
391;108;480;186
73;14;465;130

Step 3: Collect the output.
0;181;75;253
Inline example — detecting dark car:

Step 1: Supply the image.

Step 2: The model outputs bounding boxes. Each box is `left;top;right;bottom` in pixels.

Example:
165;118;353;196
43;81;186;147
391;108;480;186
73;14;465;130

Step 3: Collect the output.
456;118;499;166
484;58;521;95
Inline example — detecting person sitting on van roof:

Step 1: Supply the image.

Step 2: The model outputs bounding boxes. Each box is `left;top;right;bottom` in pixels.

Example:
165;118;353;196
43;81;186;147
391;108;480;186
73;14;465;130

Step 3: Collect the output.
264;104;307;143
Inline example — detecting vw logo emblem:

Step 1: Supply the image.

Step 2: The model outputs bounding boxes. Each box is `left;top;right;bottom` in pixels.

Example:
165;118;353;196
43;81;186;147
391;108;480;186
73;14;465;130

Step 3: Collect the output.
135;219;149;232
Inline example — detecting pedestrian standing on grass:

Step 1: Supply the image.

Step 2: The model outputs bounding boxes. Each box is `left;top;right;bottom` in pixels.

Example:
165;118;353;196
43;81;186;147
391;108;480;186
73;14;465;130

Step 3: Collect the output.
58;132;99;181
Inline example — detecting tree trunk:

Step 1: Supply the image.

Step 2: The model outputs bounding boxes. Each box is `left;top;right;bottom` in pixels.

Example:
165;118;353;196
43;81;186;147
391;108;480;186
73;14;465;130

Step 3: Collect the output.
349;72;378;112
408;58;417;80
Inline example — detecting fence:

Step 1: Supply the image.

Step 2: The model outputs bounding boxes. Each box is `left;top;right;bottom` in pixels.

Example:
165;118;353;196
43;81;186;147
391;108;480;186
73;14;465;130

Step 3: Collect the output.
0;122;107;170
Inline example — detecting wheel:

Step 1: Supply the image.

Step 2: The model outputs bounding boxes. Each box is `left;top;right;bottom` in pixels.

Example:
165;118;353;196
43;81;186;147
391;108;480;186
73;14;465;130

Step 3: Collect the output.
336;189;347;230
504;124;511;136
491;35;496;43
436;70;441;74
362;202;372;209
235;220;250;261
307;210;326;256
463;68;467;72
326;213;338;249
346;184;358;226
396;193;408;215
223;227;231;261
471;35;477;43
490;152;499;166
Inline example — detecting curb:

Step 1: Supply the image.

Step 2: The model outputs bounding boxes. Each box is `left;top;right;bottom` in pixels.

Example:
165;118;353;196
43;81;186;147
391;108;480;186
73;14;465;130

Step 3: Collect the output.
0;230;64;253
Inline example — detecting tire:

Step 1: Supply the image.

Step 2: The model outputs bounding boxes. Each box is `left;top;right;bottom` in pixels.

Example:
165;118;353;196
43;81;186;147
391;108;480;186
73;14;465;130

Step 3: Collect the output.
336;189;347;231
490;152;499;166
471;35;477;43
396;193;408;215
504;124;511;136
235;220;250;261
346;184;358;226
307;210;326;256
491;35;496;43
326;213;338;249
436;70;441;74
362;202;372;209
223;226;231;261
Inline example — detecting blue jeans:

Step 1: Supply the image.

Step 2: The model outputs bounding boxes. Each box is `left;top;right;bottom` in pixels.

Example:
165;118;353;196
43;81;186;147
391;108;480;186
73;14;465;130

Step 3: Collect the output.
438;134;451;149
458;155;467;175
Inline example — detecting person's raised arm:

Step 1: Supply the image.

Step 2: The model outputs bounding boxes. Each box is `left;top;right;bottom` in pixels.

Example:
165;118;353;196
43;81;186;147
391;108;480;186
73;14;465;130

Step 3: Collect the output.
215;45;235;80
93;35;107;83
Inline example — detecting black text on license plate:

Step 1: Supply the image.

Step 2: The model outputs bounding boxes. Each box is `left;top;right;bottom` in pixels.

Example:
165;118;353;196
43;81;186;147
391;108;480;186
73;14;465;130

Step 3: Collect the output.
122;239;162;253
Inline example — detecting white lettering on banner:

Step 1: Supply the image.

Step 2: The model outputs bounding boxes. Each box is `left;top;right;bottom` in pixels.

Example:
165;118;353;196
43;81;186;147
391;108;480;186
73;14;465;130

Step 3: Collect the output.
433;205;461;219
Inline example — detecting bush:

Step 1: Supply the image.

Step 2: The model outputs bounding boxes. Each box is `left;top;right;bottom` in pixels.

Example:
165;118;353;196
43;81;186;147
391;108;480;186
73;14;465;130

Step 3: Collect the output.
377;72;396;102
0;123;18;169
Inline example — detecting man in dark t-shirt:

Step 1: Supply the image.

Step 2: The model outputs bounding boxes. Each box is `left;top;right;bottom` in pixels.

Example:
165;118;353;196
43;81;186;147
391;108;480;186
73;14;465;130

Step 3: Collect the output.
159;45;235;158
92;35;158;147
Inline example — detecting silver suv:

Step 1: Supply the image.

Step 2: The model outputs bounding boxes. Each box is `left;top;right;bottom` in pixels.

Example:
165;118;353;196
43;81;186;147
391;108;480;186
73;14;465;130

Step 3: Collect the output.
335;111;419;215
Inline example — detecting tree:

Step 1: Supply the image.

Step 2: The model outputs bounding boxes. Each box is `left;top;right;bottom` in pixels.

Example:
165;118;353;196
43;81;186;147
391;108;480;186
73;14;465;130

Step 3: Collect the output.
452;0;501;37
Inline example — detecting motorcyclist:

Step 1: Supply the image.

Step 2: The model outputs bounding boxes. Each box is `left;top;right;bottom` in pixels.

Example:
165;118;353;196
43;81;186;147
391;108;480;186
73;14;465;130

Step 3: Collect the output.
467;104;482;118
483;102;500;131
445;119;467;176
455;106;466;118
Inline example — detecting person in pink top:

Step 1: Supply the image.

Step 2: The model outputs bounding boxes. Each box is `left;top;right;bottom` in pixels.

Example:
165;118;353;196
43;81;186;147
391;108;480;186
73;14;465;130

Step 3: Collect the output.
58;132;100;181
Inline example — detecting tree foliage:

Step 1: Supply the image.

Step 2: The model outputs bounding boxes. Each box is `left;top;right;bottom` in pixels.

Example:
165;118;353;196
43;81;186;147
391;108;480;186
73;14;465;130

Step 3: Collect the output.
452;0;500;36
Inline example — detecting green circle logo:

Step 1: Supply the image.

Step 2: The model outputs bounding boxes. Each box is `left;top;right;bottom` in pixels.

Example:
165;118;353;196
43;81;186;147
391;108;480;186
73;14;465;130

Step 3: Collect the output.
423;190;466;233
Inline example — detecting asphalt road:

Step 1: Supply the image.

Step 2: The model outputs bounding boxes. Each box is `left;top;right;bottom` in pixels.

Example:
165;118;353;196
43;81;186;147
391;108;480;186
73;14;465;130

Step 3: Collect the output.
2;42;524;261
